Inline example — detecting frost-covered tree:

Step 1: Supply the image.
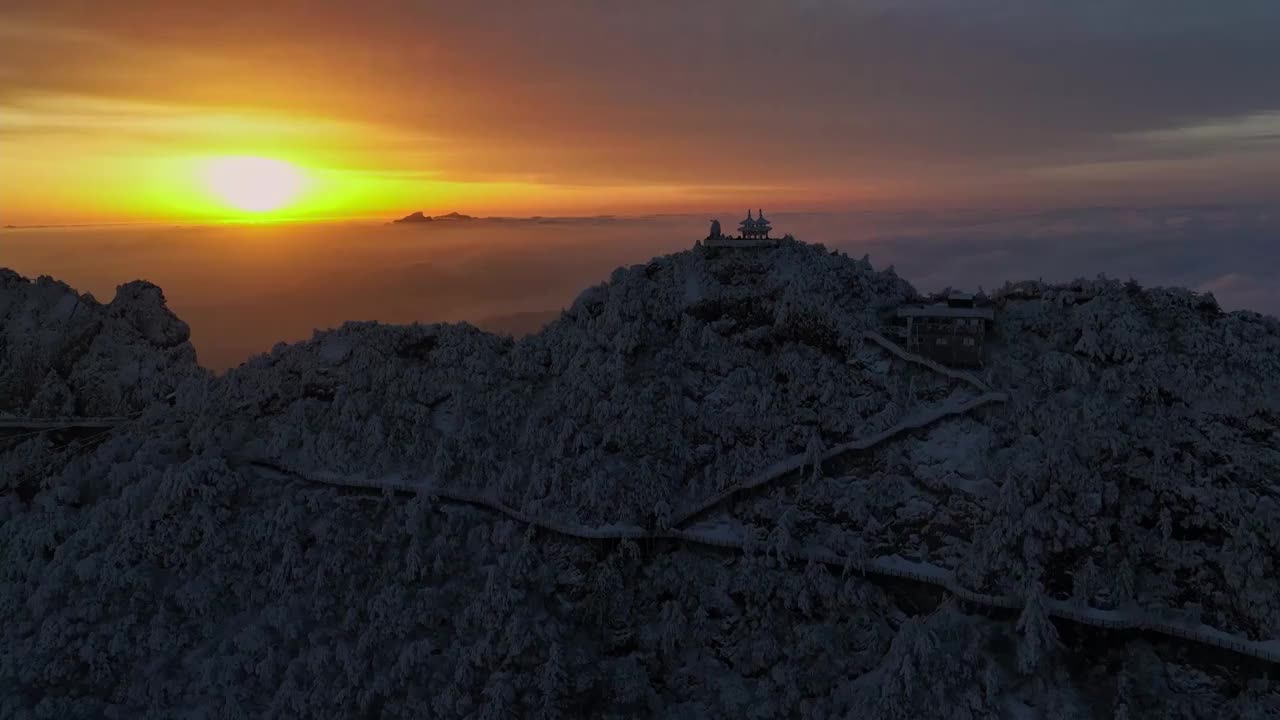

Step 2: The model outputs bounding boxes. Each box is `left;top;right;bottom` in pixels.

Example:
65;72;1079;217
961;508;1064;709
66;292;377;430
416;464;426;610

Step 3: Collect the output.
5;242;1280;718
806;427;826;482
1016;583;1060;675
1112;557;1137;609
537;643;565;720
1071;557;1100;607
854;610;999;720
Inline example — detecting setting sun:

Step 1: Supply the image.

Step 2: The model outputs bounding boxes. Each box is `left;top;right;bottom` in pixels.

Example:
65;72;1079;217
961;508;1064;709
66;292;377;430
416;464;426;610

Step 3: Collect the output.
201;156;308;213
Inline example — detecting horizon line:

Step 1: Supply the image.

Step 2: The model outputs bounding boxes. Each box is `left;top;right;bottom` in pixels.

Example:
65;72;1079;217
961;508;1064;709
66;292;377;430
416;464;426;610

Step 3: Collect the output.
6;200;1278;232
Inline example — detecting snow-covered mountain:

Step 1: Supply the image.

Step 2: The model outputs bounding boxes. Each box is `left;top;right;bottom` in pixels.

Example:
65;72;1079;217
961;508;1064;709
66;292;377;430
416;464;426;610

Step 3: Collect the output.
0;269;202;419
3;239;1279;718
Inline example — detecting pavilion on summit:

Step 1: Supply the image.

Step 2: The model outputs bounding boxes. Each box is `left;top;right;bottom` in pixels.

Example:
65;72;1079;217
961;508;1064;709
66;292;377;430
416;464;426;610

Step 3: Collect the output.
701;209;781;248
738;209;773;239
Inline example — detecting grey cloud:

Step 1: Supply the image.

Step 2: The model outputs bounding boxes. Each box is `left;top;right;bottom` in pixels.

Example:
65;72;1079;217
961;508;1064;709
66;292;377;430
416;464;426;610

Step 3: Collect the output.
4;2;1280;197
404;2;1280;162
14;4;1280;139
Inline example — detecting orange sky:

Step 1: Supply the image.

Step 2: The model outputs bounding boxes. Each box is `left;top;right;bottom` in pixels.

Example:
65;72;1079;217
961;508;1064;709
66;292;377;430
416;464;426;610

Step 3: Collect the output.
2;2;1279;225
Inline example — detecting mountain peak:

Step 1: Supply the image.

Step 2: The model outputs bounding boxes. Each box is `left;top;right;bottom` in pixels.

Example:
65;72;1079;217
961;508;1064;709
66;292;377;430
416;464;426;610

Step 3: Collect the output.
392;210;477;224
392;211;432;223
4;241;1280;715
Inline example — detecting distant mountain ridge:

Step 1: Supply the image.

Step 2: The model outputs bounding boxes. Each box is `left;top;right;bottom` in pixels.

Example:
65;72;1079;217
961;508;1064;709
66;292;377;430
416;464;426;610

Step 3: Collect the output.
392;210;477;223
390;211;636;226
3;239;1280;717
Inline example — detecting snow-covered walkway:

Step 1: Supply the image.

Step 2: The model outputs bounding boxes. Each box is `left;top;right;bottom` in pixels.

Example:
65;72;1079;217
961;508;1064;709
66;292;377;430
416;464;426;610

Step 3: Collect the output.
253;325;1280;665
259;461;1280;665
669;391;1008;526
860;330;993;393
294;465;651;540
669;328;1006;526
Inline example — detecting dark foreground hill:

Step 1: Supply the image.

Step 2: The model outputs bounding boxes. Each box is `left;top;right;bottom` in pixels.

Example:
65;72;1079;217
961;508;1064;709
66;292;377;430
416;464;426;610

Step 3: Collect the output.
2;239;1279;719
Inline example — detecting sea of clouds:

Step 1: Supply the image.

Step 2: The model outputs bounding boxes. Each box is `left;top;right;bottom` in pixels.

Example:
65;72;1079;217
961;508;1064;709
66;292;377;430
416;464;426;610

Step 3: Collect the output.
3;204;1275;371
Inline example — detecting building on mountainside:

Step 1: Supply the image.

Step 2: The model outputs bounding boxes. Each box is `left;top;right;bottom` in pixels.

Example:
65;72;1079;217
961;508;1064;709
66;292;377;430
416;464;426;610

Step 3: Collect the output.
895;292;995;367
700;209;781;248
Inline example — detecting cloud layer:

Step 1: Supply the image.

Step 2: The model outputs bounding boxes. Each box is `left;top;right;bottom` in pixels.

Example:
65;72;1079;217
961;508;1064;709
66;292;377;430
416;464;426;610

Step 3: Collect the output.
3;204;1277;370
3;1;1280;216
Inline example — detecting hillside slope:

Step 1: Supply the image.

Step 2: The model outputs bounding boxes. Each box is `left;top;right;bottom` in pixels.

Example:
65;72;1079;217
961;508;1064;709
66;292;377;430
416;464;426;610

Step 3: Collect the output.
2;240;1279;719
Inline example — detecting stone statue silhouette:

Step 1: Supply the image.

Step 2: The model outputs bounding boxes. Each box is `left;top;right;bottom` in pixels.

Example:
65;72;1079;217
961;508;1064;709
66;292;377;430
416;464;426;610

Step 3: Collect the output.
709;219;721;239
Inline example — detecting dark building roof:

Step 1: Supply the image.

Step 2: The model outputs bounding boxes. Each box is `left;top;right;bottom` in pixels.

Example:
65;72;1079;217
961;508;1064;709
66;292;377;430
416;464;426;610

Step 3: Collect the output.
897;304;994;321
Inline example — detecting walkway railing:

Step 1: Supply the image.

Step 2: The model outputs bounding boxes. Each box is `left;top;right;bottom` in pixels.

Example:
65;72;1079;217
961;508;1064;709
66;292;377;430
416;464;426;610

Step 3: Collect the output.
0;417;129;431
0;394;173;438
860;330;992;393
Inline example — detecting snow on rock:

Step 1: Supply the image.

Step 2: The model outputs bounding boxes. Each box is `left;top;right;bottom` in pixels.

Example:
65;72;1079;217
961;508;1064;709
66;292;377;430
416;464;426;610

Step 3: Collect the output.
107;280;191;349
4;245;1280;717
0;270;202;419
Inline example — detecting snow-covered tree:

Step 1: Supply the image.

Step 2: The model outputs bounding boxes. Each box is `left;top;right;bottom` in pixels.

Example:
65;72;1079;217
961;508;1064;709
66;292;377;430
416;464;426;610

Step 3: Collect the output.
4;240;1280;718
1016;583;1060;675
805;428;826;482
1071;557;1099;607
537;643;565;720
1113;557;1137;609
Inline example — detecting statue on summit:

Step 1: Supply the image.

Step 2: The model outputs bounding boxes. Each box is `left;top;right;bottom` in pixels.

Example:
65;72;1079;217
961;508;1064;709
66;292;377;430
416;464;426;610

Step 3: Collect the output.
709;219;722;239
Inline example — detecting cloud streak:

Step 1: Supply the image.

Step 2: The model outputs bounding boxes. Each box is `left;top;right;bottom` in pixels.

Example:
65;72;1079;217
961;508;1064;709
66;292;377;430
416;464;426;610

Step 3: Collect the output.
2;1;1279;219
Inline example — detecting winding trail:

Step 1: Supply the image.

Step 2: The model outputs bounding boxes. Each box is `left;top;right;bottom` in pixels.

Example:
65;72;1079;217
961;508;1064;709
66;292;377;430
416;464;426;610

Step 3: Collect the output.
257;329;1280;664
258;460;1280;665
669;391;1008;527
668;523;1280;663
670;330;1005;526
860;330;993;393
293;465;651;541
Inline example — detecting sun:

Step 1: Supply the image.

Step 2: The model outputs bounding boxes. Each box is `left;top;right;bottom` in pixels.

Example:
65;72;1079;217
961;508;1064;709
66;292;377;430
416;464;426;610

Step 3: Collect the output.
201;156;308;213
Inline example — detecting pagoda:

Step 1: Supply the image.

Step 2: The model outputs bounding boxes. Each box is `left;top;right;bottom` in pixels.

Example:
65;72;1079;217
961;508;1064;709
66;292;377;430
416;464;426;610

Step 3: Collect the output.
702;208;782;248
738;208;773;240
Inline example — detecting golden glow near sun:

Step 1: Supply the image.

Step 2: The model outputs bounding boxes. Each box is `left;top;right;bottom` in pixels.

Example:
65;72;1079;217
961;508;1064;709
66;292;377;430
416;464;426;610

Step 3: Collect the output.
201;156;308;213
0;95;774;225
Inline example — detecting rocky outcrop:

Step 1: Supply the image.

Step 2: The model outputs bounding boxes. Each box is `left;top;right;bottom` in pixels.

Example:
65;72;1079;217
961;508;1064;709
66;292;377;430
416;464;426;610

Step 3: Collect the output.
0;271;202;418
